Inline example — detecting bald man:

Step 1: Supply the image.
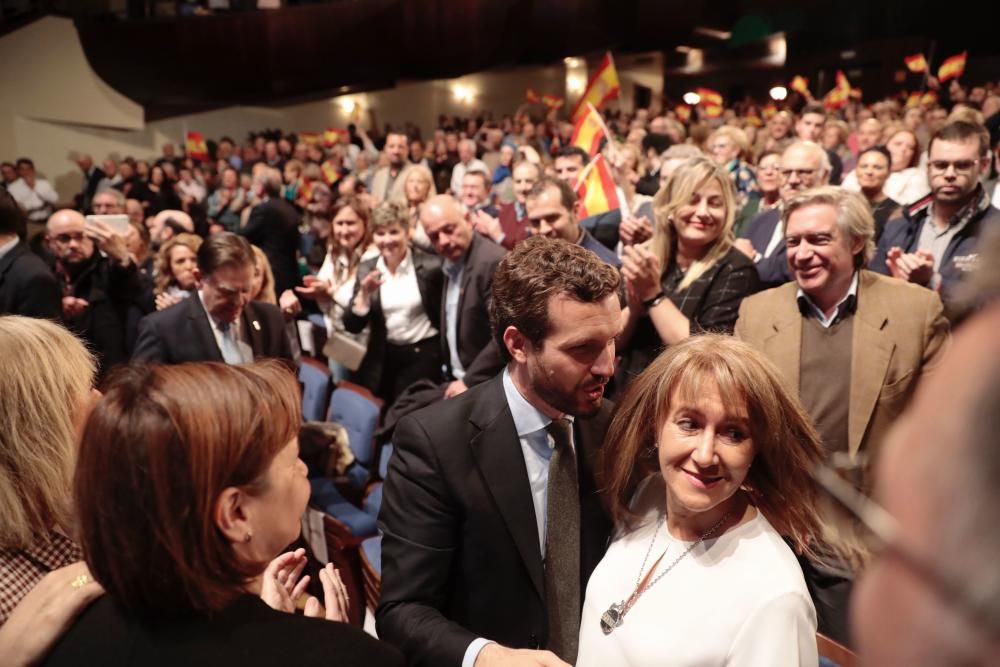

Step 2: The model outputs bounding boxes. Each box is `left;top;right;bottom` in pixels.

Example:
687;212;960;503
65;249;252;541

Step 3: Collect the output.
420;194;506;396
148;209;194;251
46;208;140;375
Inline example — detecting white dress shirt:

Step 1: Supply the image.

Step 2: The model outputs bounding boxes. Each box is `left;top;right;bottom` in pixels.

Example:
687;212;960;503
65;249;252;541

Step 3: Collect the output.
376;250;437;345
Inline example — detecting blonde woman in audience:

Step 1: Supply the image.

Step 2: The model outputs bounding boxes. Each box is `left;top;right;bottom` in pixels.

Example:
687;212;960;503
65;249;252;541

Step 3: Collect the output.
578;335;829;666
393;164;437;251
0;316;97;626
883;127;930;205
153;232;203;311
617;157;759;391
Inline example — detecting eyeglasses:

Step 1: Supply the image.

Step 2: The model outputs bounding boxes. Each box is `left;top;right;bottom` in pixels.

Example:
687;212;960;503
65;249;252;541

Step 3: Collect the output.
810;461;1000;640
928;159;981;174
52;232;87;244
779;168;817;179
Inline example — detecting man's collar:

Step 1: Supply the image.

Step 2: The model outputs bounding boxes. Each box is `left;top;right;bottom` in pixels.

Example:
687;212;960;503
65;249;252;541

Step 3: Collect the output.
502;367;574;438
796;271;859;326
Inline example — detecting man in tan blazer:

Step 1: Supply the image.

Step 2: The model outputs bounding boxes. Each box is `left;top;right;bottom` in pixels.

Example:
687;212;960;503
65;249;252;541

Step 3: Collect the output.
735;187;949;482
369;131;409;203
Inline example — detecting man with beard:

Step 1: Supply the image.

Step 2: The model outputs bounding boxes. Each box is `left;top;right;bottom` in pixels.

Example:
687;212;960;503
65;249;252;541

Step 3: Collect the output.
45;209;140;376
377;236;620;667
872;121;999;320
369;131;410;203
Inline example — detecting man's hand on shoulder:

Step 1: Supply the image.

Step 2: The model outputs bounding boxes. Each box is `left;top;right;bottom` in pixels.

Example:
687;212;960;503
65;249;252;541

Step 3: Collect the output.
475;644;570;667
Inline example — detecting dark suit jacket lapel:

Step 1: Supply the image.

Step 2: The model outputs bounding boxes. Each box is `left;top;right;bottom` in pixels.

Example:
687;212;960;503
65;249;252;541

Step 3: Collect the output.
468;376;545;601
242;302;265;360
0;243;21;291
187;294;225;362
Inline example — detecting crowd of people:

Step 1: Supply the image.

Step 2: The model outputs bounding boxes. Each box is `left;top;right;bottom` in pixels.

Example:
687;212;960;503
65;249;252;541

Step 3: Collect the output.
1;71;1000;666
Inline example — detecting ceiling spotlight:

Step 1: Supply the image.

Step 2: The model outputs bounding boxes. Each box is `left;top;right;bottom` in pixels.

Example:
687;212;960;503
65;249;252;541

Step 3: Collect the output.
682;92;701;105
769;86;788;101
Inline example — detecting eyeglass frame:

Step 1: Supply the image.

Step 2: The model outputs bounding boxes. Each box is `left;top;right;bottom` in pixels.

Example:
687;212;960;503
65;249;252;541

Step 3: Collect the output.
810;463;1000;640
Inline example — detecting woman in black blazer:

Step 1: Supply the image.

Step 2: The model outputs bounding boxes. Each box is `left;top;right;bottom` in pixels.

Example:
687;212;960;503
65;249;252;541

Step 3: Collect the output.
344;201;443;405
617;156;760;391
42;361;402;667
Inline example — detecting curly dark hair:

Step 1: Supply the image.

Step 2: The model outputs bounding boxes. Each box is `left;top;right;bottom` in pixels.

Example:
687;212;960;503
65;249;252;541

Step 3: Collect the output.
489;235;620;361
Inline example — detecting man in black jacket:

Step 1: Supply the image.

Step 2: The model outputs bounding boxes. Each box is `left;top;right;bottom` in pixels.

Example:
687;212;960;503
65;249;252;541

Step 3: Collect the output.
241;168;300;297
133;232;293;365
0;188;60;319
46;209;140;376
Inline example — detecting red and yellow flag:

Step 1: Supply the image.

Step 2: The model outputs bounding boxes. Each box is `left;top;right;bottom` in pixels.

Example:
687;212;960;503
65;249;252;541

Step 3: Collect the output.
542;94;565;110
570;103;607;156
320;160;341;186
790;76;811;98
905;92;922;108
575;154;620;219
526;88;541;104
675;105;691;123
937;51;967;82
696;87;723;107
185;131;208;162
762;103;778;120
703;105;723;119
745;114;763;128
823;70;851;110
921;90;939;106
323;128;348;147
570;52;620;120
299;132;321;145
904;53;929;73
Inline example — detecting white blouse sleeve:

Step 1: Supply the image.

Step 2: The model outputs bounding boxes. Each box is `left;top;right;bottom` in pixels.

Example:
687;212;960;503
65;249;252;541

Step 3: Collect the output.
726;591;818;666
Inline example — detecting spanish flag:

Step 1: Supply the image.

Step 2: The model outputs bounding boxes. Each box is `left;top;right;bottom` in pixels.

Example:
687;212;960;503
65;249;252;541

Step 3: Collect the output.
299;132;321;145
823;71;851;110
323;128;348;147
570;52;620;120
320;160;341;186
937;52;967;82
696;87;723;107
526;88;541;104
570;103;607;157
790;76;811;98
762;103;778;120
542;94;565;110
185;131;208;162
575;154;620;219
906;92;922;108
703;105;723;119
904;53;929;73
745;114;763;128
675;105;691;123
921;90;939;106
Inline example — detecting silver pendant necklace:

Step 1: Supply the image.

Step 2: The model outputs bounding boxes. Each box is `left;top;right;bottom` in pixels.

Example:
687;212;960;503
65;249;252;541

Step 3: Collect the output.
600;511;731;635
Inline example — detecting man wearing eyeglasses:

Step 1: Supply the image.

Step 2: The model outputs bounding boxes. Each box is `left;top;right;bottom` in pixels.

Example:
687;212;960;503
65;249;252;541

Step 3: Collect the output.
132;232;293;365
733;141;831;287
45;208;140;377
871;121;1000;320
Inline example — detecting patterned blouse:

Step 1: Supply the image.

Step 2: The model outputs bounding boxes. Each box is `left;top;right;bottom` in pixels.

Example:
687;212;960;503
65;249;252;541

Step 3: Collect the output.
616;247;760;389
0;530;82;624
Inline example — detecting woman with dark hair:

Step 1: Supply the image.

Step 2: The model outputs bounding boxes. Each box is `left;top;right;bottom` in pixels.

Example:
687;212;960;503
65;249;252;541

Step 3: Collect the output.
42;361;402;666
142;164;182;216
854;146;900;242
579;335;845;665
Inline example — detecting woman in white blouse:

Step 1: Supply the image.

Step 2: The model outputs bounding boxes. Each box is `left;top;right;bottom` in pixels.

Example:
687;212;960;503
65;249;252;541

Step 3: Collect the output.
296;195;376;381
883;127;930;206
578;335;842;667
343;201;443;405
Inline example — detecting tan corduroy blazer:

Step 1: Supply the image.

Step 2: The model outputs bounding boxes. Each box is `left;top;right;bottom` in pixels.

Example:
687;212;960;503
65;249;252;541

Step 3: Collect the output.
735;270;950;460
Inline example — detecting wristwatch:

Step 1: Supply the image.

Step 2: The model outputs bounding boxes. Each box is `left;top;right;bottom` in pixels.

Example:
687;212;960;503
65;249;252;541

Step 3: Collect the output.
642;291;667;310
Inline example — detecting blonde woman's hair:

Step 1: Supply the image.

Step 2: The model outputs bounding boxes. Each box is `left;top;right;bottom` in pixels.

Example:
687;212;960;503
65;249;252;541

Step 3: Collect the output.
601;334;829;560
709;126;751;161
251;245;277;305
154;233;203;296
0;316;96;550
650;156;736;290
395;164;437;205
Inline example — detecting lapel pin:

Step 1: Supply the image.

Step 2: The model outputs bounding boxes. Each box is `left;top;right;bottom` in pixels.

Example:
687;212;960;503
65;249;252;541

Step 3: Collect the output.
252;320;261;331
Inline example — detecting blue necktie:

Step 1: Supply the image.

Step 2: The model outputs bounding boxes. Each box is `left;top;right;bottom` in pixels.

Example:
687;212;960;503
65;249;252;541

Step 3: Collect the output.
219;321;243;365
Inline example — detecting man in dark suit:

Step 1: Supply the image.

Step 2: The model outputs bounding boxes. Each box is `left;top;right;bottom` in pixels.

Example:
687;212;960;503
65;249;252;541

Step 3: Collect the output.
133;232;293;365
420;195;506;398
473;160;540;250
75;154;105;214
734;140;831;287
0;189;61;319
241;169;300;297
377;236;621;667
525;177;620;268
